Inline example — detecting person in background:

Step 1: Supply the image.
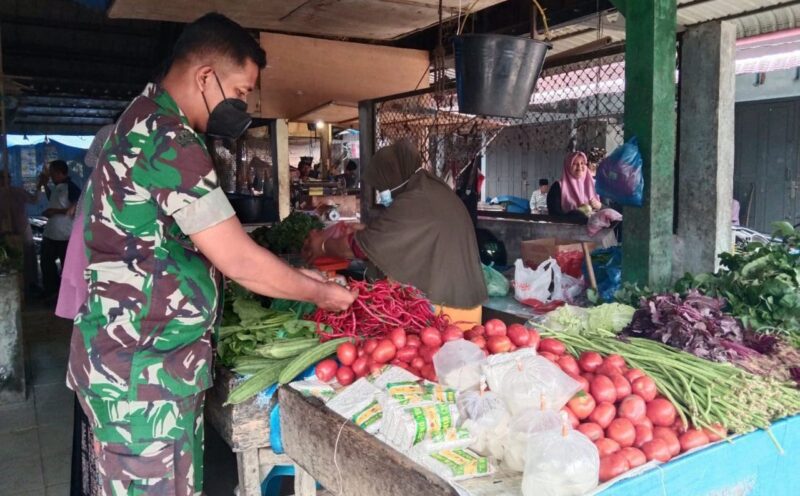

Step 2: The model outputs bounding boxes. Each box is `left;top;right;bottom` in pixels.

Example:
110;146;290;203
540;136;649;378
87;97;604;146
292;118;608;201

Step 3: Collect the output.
529;178;549;214
66;13;354;496
587;147;606;179
547;151;602;218
343;159;359;188
0;170;39;294
38;159;80;296
303;139;487;323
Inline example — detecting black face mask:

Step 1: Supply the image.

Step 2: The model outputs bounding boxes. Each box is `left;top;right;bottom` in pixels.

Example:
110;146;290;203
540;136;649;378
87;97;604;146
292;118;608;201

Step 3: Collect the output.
202;73;251;139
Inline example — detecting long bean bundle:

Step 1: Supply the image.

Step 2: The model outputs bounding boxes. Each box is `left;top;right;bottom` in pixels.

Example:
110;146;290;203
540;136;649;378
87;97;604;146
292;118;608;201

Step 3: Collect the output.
539;329;800;434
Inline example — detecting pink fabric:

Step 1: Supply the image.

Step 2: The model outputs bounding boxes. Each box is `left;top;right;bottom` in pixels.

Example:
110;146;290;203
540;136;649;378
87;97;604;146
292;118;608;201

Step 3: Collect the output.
55;205;88;320
560;151;599;213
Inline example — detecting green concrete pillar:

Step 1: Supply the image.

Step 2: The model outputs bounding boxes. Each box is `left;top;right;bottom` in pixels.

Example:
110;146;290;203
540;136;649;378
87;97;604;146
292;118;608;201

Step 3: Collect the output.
611;0;677;287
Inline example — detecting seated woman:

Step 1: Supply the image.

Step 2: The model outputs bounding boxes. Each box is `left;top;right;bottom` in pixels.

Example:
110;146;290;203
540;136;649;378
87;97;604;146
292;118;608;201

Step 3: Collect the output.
547;151;602;219
303;139;487;322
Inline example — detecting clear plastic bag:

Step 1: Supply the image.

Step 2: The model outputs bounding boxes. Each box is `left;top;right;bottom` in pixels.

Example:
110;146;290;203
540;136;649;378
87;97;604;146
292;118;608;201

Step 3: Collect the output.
433;340;486;392
483;348;537;396
457;386;511;456
521;426;600;496
502;410;564;472
498;355;581;415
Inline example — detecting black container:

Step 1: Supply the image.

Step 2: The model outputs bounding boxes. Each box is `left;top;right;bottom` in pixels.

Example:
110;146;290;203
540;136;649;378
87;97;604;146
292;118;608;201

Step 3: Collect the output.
454;34;550;118
228;194;264;224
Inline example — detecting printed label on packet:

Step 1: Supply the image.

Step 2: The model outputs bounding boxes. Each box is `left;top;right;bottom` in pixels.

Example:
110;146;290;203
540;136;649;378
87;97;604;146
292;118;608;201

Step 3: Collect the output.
409;403;455;445
429;449;490;477
429;427;471;443
351;400;383;430
385;381;425;397
424;384;457;404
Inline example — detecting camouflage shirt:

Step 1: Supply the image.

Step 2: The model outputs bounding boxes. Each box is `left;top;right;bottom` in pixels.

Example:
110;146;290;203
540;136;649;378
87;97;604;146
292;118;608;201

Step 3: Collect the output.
67;83;235;402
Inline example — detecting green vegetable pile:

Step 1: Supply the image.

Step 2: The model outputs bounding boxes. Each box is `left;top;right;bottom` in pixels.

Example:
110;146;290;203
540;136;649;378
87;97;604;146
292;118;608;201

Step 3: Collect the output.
675;222;800;346
219;285;342;405
249;212;323;254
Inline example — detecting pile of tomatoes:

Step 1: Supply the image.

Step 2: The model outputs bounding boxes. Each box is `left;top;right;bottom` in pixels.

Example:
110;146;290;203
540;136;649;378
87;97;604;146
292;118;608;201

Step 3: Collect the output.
542;340;726;482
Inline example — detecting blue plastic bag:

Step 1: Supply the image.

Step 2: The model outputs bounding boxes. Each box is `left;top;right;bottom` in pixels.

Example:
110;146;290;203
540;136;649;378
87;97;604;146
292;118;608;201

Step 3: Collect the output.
596;138;644;207
584;247;622;303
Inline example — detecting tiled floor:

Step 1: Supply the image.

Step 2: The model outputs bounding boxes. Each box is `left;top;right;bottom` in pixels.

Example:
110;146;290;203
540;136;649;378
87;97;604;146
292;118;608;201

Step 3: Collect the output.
0;301;239;496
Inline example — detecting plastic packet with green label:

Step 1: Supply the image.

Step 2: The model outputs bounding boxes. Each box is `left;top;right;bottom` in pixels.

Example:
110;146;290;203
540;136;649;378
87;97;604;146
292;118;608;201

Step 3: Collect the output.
416;448;495;481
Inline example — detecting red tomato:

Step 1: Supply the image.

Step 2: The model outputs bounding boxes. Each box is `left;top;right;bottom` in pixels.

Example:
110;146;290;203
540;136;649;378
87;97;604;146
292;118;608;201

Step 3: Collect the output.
641;439;671;462
371;339;397;364
577;422;604;441
528;329;541;349
487;335;512;354
646;399;677;427
389;328;407;349
635;417;654;430
617;395;647;423
442;325;464;342
351;356;369;377
368;359;385;375
672;418;689;435
336;342;357;366
679;429;710;452
418;345;437;364
507;324;530;347
589;402;616;429
595;437;621;456
538;338;566;355
703;423;726;442
596;362;623;377
578;351;604;373
539;351;558;362
620;447;647;469
562;407;580;429
315;359;338;382
470;336;487;349
567;391;596;420
599;453;630;482
420;327;442;348
335;366;355;386
509;344;518;352
571;374;590;394
557;355;581;377
631;377;657;402
581;372;596;383
604;354;627;371
652;427;681;456
484;319;507;337
363;339;379;355
410;357;425;371
396;346;418;363
610;374;632;399
420;364;437;382
406;335;422;348
624;368;646;383
634;425;653;448
591;375;617;404
470;324;486;337
606;418;636;448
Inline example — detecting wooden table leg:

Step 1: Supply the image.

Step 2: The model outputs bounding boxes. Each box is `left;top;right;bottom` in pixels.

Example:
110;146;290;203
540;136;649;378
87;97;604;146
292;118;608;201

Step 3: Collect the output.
582;242;598;291
294;464;317;496
236;449;262;496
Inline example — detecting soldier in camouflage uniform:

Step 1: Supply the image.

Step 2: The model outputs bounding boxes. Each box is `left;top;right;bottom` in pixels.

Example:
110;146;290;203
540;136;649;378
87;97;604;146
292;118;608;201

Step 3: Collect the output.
67;14;355;495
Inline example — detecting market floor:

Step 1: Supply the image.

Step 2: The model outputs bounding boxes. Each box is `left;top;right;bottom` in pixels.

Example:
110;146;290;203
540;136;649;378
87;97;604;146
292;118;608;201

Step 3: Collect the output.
0;299;239;496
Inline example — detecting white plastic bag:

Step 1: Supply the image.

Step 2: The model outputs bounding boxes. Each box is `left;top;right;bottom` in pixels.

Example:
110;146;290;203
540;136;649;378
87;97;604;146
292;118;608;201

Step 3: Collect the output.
498;355;581;415
501;410;564;472
521;427;600;496
514;258;563;303
433;340;487;392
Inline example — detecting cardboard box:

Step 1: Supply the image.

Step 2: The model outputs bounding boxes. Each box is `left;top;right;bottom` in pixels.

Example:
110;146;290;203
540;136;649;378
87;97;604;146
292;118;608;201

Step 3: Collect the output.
520;238;591;267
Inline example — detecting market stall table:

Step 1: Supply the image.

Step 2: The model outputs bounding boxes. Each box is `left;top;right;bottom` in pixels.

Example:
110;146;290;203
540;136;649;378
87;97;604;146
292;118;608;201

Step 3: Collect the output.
278;385;800;496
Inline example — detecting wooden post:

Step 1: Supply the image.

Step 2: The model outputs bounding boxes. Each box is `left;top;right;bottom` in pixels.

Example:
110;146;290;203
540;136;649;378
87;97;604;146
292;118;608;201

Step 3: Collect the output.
274;119;291;220
611;0;677;287
319;123;332;179
358;100;376;224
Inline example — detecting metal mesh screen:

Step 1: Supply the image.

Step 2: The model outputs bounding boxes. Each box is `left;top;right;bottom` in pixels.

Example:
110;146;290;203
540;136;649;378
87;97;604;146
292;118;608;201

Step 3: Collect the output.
373;52;626;187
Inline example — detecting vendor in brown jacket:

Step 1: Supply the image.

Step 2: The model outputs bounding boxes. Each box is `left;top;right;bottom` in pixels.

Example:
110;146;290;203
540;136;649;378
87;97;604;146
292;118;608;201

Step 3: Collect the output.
303;139;487;322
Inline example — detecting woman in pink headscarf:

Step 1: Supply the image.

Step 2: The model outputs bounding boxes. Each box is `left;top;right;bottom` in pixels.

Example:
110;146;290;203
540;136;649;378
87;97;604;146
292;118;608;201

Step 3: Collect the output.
547;151;602;217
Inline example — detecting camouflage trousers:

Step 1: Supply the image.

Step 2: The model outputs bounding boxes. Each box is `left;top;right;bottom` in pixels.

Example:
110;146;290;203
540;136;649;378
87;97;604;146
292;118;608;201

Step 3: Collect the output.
76;392;205;496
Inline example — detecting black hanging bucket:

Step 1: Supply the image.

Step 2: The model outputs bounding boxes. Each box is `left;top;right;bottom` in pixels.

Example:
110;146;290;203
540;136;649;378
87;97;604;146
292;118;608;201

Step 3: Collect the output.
454;34;551;118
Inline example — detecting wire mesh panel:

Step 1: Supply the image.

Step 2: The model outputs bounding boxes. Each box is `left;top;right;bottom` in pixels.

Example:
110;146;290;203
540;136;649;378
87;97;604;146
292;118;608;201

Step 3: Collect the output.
373;52;626;191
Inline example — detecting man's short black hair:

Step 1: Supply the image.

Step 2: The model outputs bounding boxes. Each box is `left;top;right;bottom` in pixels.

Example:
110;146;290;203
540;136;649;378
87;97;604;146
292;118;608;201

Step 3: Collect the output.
346;160;358;172
49;160;69;176
170;13;267;71
539;178;549;186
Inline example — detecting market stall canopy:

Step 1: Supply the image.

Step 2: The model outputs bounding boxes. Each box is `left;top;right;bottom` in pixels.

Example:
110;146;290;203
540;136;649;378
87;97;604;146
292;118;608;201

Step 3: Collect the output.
107;0;506;41
259;33;430;122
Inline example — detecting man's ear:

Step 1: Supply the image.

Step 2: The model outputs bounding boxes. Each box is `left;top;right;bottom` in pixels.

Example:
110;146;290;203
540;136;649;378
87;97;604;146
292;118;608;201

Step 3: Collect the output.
195;65;214;92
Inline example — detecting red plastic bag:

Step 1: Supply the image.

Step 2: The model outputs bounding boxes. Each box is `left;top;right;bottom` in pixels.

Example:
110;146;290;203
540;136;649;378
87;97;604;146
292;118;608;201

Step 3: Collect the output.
555;250;584;278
